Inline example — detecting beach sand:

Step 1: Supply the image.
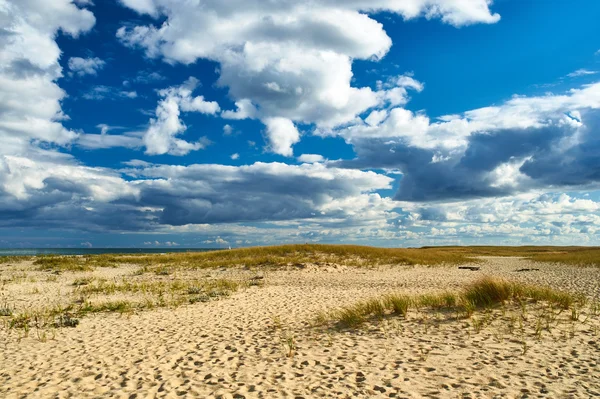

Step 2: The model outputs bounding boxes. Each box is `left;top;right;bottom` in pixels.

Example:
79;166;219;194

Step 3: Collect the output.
1;257;600;398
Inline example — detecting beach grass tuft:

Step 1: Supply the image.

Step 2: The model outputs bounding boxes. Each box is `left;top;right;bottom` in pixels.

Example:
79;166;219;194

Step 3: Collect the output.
320;277;587;329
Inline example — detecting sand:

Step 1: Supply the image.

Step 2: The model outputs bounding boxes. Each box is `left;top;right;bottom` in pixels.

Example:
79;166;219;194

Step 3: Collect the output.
1;257;600;398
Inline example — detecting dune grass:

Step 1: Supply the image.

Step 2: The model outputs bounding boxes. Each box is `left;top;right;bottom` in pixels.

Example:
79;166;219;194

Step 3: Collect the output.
319;277;587;329
424;245;600;267
8;245;600;275
528;248;600;267
75;278;240;299
22;244;478;272
2;275;255;339
0;255;33;264
10;244;600;273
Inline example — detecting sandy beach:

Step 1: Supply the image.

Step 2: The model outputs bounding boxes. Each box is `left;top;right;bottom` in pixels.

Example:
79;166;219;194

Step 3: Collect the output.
1;255;600;398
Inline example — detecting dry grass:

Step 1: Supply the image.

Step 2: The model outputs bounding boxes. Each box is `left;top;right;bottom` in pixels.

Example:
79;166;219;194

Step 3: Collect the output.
424;245;600;266
1;274;260;340
0;255;33;264
528;248;600;267
75;278;240;300
13;245;479;273
6;245;600;272
320;277;587;329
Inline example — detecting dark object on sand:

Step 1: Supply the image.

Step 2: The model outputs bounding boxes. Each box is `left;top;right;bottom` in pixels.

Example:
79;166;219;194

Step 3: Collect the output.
250;275;265;280
515;268;540;272
458;266;480;271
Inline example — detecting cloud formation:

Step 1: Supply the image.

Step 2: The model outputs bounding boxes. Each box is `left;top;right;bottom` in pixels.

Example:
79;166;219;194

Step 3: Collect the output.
143;77;220;155
82;85;138;100
68;56;105;76
117;0;499;155
0;155;394;234
3;0;600;248
0;0;95;148
333;82;600;201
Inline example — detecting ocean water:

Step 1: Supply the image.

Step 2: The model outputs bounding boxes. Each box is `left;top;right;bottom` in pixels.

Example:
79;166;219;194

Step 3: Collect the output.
0;248;220;256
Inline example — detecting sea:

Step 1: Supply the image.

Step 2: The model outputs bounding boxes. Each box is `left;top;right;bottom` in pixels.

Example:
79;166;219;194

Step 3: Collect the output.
0;248;220;256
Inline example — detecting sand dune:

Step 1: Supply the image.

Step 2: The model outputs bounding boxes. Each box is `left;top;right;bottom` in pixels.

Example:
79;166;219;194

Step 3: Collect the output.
1;257;600;398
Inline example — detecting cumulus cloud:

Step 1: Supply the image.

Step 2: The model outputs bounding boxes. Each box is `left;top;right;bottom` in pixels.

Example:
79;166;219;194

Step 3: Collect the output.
230;153;239;160
143;77;220;155
221;99;257;120
0;0;95;147
122;161;394;226
116;0;499;153
222;124;233;135
298;154;325;163
398;192;600;243
0;155;394;232
332;81;600;201
7;0;600;247
263;117;300;157
68;56;105;76
143;241;180;246
377;73;425;106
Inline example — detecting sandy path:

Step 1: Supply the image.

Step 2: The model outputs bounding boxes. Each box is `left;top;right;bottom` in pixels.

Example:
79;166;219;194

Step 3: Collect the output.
1;257;600;398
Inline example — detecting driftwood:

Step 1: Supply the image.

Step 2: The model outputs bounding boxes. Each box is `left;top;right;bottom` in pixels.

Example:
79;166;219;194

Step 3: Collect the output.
458;266;480;271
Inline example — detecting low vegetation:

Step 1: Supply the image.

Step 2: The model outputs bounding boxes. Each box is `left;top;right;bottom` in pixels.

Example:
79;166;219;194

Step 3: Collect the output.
425;245;600;267
0;255;33;264
4;245;600;273
7;244;479;273
318;278;587;329
1;274;262;341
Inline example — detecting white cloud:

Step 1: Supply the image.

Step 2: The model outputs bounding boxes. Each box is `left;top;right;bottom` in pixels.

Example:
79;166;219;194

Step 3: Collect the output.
230;153;239;160
0;152;138;203
82;86;138;100
77;133;143;149
117;0;499;153
0;0;95;147
68;56;105;76
0;155;395;233
263;117;300;157
76;124;144;150
567;69;598;78
143;240;180;246
221;99;257;120
331;81;600;153
143;77;220;155
298;154;324;163
365;109;388;126
203;236;229;245
377;73;424;106
223;124;233;135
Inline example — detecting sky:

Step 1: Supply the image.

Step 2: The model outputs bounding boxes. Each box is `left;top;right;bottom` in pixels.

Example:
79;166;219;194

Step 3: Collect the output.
1;0;600;249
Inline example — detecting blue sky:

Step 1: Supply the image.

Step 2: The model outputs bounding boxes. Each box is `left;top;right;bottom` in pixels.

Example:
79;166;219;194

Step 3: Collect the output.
1;0;600;248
